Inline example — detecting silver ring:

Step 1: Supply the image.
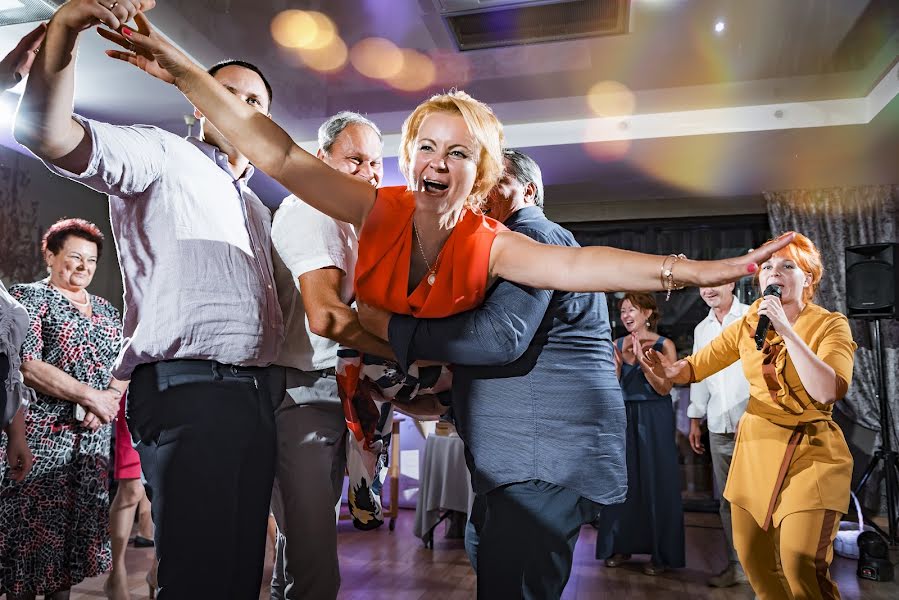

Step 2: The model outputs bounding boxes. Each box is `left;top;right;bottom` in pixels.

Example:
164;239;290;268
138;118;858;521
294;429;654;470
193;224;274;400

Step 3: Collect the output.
106;1;118;10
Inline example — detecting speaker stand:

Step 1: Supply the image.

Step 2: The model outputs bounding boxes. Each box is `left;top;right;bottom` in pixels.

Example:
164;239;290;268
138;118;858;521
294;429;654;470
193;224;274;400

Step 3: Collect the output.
853;319;899;546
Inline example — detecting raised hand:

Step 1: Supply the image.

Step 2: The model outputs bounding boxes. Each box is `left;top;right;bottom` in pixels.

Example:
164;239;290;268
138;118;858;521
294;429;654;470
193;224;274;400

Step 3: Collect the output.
99;12;194;85
642;347;691;384
0;23;47;90
691;232;796;287
53;0;155;33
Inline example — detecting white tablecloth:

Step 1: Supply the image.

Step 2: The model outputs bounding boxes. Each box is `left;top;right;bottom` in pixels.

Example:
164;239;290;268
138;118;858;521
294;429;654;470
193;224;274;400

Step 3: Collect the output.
413;433;476;540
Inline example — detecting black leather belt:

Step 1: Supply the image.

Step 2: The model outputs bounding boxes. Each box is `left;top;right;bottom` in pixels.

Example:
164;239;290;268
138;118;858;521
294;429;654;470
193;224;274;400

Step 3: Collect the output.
309;366;337;378
143;359;272;392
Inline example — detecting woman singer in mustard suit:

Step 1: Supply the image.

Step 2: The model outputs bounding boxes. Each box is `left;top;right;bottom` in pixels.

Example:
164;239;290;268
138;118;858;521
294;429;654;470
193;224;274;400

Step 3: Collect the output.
645;233;856;600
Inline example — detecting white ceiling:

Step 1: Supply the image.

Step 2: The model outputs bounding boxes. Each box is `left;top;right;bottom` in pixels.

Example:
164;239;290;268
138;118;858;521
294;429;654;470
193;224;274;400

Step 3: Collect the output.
0;0;896;206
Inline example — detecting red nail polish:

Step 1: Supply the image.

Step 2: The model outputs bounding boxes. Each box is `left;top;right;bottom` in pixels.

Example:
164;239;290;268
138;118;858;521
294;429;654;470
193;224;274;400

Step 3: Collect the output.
122;26;133;36
746;263;758;274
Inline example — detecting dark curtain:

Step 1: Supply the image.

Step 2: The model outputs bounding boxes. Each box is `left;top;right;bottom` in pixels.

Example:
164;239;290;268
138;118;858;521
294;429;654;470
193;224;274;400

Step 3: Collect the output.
0;149;43;283
765;185;899;512
566;214;771;354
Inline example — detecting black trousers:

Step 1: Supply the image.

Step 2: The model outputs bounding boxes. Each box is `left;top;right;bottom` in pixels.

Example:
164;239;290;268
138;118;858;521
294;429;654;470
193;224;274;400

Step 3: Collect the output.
470;480;602;600
128;360;283;600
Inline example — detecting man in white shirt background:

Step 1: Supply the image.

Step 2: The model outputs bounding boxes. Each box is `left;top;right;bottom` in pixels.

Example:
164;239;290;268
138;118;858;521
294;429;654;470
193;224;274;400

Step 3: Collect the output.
269;111;393;599
687;282;751;588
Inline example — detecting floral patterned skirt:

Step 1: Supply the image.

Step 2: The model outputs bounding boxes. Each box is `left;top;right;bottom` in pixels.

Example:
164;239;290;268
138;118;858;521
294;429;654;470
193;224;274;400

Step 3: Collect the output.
0;397;112;595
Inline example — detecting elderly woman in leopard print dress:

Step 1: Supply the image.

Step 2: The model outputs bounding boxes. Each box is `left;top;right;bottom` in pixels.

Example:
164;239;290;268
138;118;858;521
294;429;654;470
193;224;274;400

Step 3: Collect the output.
0;219;125;599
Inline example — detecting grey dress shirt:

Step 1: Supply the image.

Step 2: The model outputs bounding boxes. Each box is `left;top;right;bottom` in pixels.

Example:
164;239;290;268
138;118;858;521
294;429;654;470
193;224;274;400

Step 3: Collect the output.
43;116;283;379
388;206;627;505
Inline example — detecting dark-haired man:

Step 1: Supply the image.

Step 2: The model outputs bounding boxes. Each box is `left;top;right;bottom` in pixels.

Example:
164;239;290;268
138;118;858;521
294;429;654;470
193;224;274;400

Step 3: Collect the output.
15;2;284;596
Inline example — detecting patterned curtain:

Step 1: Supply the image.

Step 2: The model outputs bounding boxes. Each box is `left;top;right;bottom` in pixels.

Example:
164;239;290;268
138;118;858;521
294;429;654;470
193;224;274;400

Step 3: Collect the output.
765;185;899;511
0;150;43;283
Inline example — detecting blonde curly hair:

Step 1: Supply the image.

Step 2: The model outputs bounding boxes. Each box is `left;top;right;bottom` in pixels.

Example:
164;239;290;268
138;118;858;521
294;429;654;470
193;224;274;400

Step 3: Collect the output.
398;90;504;212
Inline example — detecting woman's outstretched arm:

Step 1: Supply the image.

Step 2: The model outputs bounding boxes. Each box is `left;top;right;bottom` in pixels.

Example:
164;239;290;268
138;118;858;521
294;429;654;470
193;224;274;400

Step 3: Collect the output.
106;14;376;227
489;230;795;293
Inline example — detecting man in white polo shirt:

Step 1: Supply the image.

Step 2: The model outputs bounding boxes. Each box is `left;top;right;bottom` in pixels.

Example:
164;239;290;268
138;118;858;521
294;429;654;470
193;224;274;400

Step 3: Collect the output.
269;111;392;600
687;282;751;588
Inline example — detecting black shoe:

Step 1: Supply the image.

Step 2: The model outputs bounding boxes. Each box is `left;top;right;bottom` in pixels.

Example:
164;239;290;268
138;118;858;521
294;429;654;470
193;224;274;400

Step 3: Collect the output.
133;535;155;548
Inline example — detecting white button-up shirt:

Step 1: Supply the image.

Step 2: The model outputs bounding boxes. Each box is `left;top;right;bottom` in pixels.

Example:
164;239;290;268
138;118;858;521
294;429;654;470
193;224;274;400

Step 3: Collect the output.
687;296;750;433
271;195;358;373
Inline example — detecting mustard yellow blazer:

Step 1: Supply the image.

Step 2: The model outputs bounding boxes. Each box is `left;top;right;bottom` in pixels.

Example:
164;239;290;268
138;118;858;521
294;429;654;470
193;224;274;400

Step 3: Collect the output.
686;299;857;529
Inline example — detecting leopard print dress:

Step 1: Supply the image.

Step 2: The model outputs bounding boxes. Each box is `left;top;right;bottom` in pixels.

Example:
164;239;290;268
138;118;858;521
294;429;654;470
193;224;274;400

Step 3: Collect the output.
0;280;122;595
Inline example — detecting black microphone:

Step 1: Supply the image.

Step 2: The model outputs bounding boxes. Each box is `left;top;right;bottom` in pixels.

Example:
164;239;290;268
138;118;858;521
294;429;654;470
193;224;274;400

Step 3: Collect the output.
754;284;782;350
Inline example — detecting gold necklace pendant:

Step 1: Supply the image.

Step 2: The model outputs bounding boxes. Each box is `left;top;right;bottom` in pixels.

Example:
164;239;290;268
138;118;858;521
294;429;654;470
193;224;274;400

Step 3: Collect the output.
427;272;436;286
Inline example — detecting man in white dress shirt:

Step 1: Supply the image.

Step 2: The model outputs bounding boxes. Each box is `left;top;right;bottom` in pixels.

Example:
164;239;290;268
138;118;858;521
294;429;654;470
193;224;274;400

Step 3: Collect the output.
687;282;751;588
269;111;393;599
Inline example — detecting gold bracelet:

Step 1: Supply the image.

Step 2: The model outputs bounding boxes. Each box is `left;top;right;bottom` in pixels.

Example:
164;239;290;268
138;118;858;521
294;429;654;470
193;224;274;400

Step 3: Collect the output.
660;253;687;300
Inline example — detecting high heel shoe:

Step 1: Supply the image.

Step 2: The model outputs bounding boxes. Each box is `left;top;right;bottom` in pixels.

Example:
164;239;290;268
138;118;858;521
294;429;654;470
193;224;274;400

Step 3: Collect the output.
643;562;667;576
146;564;158;599
604;553;631;568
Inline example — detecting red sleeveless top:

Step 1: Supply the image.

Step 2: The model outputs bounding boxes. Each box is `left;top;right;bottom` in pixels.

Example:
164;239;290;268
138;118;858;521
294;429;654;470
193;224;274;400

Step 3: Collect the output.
354;186;506;318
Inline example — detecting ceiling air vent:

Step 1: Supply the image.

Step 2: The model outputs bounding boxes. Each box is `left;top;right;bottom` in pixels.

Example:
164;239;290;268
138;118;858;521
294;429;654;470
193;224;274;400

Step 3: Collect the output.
437;0;631;51
0;0;63;27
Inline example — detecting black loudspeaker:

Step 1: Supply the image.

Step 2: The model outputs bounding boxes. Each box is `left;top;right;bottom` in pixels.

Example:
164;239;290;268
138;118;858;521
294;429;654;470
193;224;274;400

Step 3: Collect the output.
857;531;894;582
845;243;899;320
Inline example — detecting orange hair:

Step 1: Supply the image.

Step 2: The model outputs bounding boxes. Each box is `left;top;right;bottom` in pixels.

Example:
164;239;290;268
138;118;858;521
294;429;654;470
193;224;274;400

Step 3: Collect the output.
759;232;823;302
398;90;504;211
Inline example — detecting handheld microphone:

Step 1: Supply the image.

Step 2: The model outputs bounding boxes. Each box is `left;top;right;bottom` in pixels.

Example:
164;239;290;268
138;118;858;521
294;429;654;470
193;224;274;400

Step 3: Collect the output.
754;284;782;350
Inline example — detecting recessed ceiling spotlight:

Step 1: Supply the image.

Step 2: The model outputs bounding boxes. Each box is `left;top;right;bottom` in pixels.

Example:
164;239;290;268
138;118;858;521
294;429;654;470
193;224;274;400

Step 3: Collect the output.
714;20;726;34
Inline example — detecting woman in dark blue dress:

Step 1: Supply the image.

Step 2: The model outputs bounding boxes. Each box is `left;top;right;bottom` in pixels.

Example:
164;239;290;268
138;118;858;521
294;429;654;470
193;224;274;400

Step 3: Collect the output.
595;292;685;575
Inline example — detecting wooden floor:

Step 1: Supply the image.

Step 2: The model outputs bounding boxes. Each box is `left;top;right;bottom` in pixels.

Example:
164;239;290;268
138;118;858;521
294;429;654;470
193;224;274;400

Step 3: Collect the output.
69;510;899;599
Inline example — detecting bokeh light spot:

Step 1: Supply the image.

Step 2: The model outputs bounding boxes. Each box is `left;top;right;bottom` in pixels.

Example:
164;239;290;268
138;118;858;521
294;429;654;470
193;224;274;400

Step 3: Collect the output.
298;36;349;73
271;10;318;49
586;81;636;117
350;38;404;80
386;50;436;92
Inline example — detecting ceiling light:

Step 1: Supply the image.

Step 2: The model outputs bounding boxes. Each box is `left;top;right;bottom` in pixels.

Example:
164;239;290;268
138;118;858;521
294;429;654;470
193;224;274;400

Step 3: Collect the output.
714;20;725;34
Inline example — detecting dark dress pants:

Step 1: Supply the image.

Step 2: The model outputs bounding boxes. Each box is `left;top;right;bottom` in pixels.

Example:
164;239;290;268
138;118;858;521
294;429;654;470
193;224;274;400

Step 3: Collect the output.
128;360;283;600
474;480;602;600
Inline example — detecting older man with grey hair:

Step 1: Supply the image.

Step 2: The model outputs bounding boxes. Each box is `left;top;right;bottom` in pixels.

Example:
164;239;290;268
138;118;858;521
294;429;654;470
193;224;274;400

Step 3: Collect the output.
269;111;392;599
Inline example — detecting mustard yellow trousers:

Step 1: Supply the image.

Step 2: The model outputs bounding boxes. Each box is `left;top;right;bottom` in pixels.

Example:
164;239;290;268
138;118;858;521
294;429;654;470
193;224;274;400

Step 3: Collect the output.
732;504;842;600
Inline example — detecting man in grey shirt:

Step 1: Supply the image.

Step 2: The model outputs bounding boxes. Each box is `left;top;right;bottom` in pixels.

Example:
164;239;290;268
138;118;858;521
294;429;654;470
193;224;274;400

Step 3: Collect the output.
15;2;283;597
269;112;392;599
